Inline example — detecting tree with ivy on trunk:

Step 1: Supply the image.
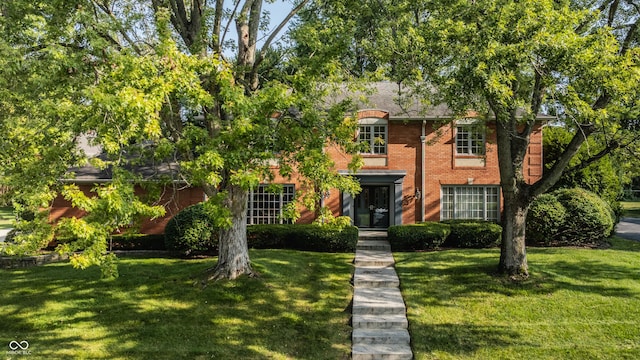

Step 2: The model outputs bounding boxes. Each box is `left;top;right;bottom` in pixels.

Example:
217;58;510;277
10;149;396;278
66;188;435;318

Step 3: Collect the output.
293;0;640;277
0;0;362;280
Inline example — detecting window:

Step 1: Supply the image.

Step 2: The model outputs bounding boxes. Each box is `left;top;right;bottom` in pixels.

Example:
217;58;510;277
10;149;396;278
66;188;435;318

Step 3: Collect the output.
456;124;485;156
441;186;500;221
359;124;387;155
247;184;295;224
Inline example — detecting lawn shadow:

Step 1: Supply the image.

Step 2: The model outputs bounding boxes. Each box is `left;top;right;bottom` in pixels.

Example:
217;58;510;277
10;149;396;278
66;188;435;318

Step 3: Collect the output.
0;250;353;359
395;247;640;305
395;247;640;358
407;322;535;356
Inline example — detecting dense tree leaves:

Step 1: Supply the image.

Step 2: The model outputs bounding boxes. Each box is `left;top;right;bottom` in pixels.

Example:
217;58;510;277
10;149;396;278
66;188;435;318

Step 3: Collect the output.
294;0;639;276
0;0;361;280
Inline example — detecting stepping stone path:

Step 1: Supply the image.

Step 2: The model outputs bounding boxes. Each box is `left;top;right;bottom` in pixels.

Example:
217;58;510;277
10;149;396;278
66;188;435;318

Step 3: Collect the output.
352;231;413;360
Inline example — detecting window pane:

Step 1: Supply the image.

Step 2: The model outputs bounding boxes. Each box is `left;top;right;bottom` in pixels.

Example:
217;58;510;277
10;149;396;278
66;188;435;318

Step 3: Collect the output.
442;186;500;221
456;125;485;155
373;125;387;154
247;185;295;224
456;127;470;154
358;125;387;155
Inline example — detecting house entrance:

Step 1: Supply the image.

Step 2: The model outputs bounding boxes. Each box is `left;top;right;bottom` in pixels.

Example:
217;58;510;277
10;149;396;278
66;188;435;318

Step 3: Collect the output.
355;185;390;228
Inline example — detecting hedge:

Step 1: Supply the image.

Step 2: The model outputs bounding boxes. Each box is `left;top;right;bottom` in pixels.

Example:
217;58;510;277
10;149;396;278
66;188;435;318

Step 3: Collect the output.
109;234;165;250
388;222;451;251
442;220;502;248
247;224;358;252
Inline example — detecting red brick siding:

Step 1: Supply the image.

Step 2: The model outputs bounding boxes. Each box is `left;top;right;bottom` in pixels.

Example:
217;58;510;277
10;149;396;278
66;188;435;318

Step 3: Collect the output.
49;184;205;235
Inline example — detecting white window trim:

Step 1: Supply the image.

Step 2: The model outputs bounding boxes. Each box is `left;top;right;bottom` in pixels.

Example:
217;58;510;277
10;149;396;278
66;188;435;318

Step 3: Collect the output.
358;119;388;155
440;185;501;222
247;184;295;225
455;124;486;156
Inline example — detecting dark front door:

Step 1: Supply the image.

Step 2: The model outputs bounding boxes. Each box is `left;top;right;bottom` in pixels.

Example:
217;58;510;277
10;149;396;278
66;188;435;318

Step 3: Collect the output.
355;185;390;228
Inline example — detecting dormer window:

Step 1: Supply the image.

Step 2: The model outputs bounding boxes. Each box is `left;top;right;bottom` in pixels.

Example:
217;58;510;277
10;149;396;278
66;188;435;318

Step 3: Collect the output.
358;118;387;155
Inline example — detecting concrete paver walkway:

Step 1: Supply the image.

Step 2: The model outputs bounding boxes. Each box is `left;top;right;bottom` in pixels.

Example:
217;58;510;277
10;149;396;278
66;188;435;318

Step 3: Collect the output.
352;231;413;359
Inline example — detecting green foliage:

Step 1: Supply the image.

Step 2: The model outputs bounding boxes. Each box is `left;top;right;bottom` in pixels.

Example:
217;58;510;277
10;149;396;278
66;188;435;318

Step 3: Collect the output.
53;173;165;278
109;234;165;250
164;203;217;256
247;224;358;252
0;1;365;279
554;188;614;244
0;211;54;256
527;188;615;246
388;222;451;251
526;194;568;246
544;126;625;215
442;220;503;248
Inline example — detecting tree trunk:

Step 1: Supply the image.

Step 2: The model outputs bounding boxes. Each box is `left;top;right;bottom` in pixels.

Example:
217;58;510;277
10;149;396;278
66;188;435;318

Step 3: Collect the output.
494;112;531;278
207;184;253;281
498;188;529;278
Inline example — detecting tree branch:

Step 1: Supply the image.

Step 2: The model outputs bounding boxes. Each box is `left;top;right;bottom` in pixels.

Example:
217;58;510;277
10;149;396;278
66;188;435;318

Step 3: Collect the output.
531;123;597;197
253;0;310;75
89;0;142;55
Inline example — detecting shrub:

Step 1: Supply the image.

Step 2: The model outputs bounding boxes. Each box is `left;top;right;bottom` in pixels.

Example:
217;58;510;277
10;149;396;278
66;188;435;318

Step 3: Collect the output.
526;194;567;246
110;234;165;250
164;203;217;256
388;222;451;251
442;220;502;248
526;188;615;246
247;224;358;252
554;188;614;244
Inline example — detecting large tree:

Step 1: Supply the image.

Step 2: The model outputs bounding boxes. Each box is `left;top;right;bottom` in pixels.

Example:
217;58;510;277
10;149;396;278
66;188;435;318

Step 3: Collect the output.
0;0;361;280
418;0;639;277
294;0;640;277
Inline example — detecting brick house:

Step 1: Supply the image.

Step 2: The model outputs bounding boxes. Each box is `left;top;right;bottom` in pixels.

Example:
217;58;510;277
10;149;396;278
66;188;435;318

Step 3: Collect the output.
50;82;546;232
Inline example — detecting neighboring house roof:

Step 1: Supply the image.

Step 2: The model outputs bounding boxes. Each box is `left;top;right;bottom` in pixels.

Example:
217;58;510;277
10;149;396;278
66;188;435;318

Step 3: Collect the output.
64;139;181;183
66;160;180;184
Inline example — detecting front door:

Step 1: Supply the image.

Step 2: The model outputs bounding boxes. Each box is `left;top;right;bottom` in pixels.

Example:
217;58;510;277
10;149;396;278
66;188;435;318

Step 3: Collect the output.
355;185;390;228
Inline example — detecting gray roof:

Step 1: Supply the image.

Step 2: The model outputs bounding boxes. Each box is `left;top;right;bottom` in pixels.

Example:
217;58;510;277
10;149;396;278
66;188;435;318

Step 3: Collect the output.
340;81;451;119
329;81;554;120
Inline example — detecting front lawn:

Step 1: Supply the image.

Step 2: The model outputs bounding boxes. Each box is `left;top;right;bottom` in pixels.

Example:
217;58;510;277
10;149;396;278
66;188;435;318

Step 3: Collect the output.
0;250;353;359
622;201;640;218
0;206;13;230
394;237;640;359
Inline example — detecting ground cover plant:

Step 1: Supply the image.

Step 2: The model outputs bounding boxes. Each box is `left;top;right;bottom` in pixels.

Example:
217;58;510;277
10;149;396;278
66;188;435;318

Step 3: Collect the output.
622;201;640;218
0;250;353;359
394;237;640;359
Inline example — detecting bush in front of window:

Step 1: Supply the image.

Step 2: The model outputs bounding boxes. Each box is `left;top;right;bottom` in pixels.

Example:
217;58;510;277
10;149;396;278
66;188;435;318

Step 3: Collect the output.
388;223;451;251
441;220;502;248
164;203;217;256
247;224;358;252
526;188;614;246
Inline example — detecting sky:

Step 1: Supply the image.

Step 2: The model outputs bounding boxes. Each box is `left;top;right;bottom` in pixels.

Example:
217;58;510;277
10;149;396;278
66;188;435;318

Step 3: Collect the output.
222;0;297;55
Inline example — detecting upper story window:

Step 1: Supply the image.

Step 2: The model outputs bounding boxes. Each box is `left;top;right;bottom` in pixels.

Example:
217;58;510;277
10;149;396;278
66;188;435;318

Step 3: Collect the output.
455;120;485;156
358;118;387;155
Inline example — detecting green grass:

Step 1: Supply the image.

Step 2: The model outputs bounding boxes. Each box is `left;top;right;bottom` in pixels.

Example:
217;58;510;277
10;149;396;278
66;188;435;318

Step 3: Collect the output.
621;201;640;218
394;237;640;359
0;207;13;230
0;250;353;359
